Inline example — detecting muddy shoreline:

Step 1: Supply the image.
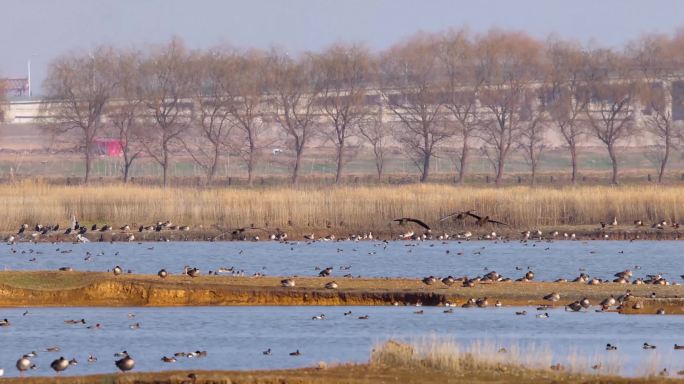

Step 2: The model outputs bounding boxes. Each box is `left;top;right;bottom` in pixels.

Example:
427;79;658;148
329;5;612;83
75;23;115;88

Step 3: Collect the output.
0;271;681;314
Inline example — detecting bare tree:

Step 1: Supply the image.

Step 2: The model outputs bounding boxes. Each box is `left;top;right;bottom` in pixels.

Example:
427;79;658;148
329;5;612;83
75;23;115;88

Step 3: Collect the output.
585;48;638;185
476;31;543;185
438;29;483;183
631;35;683;182
108;50;144;183
380;34;449;182
0;79;6;122
546;39;590;183
226;50;271;185
185;50;235;183
316;43;373;184
517;90;548;185
267;50;321;185
359;110;391;181
42;46;116;183
139;38;193;187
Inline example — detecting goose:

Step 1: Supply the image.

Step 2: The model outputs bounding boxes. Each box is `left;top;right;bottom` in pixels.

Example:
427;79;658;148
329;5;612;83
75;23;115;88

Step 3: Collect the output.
656;308;666;315
324;281;338;289
17;223;28;235
113;265;122;275
161;356;177;363
186;267;200;278
606;344;618;350
462;298;476;308
281;278;295;287
179;225;190;231
50;357;69;374
543;292;560;302
580;298;590;309
476;297;489;308
600;295;616;307
158;269;168;278
289;350;301;356
565;301;582;312
439;210;475;222
126;234;135;242
76;234;90;243
16;355;33;375
422;276;437;285
318;267;333;277
115;351;135;372
393;217;430;230
441;276;455;286
525;271;535;280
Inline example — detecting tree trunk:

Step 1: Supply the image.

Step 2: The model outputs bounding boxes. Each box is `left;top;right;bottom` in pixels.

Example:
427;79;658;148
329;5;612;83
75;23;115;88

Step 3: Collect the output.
607;143;619;185
569;143;578;184
123;161;130;183
530;159;537;186
84;142;92;185
292;149;302;185
335;143;345;184
373;145;383;182
162;143;169;187
207;144;220;185
247;150;255;187
457;140;469;184
420;152;430;183
658;138;670;183
495;156;505;185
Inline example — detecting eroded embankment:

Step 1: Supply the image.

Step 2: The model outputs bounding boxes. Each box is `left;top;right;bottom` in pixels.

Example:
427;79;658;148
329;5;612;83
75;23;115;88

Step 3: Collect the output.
0;271;682;313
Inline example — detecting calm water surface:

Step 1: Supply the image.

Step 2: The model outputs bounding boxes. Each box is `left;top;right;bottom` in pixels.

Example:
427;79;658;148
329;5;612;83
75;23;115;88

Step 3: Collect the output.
0;306;682;377
0;240;682;281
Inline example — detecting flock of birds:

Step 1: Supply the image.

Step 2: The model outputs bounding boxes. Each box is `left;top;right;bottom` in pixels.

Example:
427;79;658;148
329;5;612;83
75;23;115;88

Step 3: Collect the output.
13;350;134;376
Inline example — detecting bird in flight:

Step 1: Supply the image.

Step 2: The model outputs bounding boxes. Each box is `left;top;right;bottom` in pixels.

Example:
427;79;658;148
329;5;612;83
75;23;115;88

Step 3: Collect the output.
465;212;508;226
392;218;431;230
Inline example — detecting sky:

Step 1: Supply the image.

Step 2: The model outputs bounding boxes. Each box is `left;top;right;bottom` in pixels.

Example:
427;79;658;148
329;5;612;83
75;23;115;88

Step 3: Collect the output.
2;0;684;95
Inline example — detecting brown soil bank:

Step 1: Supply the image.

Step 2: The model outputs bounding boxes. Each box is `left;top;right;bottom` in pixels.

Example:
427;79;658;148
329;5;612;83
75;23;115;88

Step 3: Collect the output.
0;365;681;384
0;271;682;314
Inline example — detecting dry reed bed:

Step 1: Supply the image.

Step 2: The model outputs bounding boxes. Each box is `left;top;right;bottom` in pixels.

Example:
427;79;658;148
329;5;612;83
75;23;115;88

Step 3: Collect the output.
0;182;683;232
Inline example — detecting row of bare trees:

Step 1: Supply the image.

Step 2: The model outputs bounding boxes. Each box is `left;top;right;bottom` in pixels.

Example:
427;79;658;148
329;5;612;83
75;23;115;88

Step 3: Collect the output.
40;30;684;186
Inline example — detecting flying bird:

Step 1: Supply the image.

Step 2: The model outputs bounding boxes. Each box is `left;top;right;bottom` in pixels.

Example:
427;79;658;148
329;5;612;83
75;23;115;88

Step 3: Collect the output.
466;212;508;226
392;218;430;230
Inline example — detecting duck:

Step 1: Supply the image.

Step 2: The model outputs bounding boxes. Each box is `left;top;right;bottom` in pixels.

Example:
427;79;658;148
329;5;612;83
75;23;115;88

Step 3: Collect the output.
312;314;326;320
515;310;527;316
289;349;301;356
358;315;369;320
158;269;168;278
495;300;502;307
462;298;476;308
129;322;141;329
656;308;666;315
600;295;616;307
161;356;177;363
606;344;618;351
64;318;86;325
536;312;550;318
674;344;684;350
476;297;489;308
115;351;135;372
565;301;582;312
643;342;657;350
50;356;70;374
262;348;272;356
443;308;454;313
87;355;97;363
0;318;11;327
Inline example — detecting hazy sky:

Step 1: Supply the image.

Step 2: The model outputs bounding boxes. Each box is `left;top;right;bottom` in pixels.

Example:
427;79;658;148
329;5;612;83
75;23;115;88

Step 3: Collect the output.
2;0;684;94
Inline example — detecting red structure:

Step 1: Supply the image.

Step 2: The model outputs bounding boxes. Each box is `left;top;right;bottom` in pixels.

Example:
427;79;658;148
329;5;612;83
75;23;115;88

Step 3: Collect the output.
93;139;123;157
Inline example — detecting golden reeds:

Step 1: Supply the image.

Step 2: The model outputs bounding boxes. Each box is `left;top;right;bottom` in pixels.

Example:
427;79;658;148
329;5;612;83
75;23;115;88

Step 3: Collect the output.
0;181;682;232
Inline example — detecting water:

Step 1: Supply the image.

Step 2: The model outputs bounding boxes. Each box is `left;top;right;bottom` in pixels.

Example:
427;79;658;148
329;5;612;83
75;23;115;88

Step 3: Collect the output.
0;306;681;377
0;240;682;282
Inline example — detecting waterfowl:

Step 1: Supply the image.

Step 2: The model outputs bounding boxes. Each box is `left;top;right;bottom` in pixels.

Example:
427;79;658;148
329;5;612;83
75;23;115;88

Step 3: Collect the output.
536;312;550;318
656;308;666;315
262;348;272;355
115;351;135;372
289;350;301;356
674;344;684;350
414;309;424;314
17;223;28;235
462;298;476;308
112;265;122;275
643;342;656;350
441;276;455;286
324;281;338;289
86;323;102;329
0;318;10;327
87;355;97;363
580;297;590;309
476;297;489;308
606;344;618;351
312;314;326;320
422;276;437;285
186;267;200;278
318;267;333;277
50;357;69;374
129;322;141;329
543;292;560;302
600;295;616;307
515;310;527;315
281;278;295;287
464;212;508;226
64;318;86;325
393;217;430;230
525;271;535;280
565;301;582;312
358;315;369;320
161;356;177;363
16;355;33;375
158;269;168;278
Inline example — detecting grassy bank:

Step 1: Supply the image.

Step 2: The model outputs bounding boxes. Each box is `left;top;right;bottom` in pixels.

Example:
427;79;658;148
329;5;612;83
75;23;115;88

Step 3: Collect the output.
1;182;684;236
0;340;680;383
0;271;682;313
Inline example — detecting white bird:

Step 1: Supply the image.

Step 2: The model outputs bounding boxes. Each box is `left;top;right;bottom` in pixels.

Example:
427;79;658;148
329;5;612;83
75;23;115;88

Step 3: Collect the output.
76;234;90;243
